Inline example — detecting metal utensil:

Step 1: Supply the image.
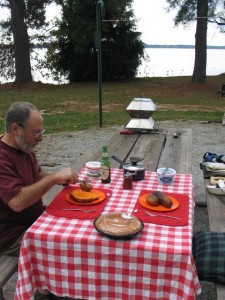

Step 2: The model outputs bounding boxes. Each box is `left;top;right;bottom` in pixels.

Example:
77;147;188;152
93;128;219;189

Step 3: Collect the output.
62;179;91;187
162;167;169;175
145;210;181;220
78;179;91;183
61;208;95;212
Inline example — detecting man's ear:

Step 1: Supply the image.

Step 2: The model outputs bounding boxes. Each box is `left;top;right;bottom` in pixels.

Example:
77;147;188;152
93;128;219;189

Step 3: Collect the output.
11;123;20;135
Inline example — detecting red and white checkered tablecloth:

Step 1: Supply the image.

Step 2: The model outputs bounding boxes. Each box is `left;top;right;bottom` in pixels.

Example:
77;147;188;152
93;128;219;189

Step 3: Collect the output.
15;168;201;300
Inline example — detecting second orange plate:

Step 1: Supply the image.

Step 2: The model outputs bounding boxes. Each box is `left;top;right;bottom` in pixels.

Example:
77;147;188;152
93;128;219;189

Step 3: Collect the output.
138;193;179;212
66;189;105;206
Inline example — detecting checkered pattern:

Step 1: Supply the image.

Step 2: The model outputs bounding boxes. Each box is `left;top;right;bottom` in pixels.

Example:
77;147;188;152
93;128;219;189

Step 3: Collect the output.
193;231;225;283
15;169;201;300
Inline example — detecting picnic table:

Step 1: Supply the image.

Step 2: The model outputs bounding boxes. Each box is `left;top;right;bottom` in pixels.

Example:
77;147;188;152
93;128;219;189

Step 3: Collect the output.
15;165;201;299
43;127;192;206
13;124;201;299
75;127;192;173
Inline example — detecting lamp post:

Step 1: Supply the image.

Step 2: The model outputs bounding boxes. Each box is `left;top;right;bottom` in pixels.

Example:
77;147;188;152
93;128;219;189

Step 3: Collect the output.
95;0;105;128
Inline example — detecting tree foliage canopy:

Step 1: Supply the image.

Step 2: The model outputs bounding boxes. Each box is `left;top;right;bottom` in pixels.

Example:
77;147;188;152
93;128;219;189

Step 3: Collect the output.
47;0;145;82
0;0;54;82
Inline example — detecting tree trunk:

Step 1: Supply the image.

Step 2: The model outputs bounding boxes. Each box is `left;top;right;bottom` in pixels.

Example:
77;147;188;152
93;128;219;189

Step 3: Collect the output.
192;0;208;83
9;0;32;83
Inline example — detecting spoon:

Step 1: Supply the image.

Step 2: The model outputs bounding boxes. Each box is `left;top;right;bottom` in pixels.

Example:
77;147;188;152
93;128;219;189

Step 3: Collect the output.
162;168;169;175
145;210;181;220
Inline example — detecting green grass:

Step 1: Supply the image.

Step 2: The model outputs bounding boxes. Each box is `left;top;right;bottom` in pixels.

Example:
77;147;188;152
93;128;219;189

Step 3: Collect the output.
1;75;225;133
42;111;128;133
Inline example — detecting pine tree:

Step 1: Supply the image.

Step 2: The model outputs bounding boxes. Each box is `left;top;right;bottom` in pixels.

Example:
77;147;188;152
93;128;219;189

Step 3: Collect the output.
47;0;145;82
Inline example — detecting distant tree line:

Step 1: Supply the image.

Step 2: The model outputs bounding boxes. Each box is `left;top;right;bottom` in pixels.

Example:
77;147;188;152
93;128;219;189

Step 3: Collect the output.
145;44;225;49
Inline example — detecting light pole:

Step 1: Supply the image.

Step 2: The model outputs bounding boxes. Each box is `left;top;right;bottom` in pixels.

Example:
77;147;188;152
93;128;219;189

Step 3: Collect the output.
95;0;105;128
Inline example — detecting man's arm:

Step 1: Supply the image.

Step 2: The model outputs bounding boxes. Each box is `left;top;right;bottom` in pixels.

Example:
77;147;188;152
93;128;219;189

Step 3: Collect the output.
8;167;78;212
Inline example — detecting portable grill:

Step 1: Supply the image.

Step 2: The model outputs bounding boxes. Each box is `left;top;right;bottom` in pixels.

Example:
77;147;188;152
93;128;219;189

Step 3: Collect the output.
125;98;158;132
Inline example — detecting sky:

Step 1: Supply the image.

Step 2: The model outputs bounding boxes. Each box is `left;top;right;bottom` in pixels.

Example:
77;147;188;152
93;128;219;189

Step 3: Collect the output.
132;0;225;46
2;0;225;47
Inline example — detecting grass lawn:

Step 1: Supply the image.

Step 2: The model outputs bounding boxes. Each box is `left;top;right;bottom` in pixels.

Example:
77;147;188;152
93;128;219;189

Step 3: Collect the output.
0;75;225;133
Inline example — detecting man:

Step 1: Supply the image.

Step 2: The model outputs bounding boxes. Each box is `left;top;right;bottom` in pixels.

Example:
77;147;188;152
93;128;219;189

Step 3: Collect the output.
0;101;78;299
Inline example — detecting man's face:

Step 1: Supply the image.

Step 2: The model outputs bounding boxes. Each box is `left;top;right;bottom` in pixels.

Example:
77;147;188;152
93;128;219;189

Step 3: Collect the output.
15;110;44;153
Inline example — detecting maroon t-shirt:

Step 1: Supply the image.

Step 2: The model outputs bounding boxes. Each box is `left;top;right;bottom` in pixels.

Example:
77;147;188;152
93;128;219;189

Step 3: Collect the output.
0;140;44;251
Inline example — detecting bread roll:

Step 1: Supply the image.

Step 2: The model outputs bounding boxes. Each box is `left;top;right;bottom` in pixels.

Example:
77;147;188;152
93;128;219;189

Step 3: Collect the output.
152;191;172;208
80;181;92;192
146;194;159;206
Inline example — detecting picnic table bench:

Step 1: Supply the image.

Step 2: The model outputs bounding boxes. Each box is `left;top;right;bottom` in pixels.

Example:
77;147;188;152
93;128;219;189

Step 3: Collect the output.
0;255;18;300
204;178;225;299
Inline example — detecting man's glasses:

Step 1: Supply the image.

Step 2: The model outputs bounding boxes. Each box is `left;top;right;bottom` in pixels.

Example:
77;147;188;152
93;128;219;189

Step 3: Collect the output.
17;124;45;138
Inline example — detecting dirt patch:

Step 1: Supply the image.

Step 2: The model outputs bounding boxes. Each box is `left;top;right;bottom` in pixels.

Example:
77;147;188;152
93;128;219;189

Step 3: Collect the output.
158;104;224;112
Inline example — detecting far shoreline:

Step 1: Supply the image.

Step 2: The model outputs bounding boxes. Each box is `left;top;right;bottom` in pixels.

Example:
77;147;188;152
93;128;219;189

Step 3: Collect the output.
144;44;225;49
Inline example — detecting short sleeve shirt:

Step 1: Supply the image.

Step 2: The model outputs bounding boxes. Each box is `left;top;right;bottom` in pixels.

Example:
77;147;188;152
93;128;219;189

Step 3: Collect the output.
0;140;44;251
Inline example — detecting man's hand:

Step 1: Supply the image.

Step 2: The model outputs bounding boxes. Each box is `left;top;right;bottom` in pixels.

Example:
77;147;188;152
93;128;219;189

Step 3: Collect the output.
54;167;78;185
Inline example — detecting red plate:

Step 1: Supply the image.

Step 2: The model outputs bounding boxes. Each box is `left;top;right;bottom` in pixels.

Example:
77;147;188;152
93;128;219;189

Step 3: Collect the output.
138;193;179;212
66;189;105;206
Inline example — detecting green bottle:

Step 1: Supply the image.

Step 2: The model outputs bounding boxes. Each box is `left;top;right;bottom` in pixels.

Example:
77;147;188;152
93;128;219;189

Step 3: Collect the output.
101;145;111;183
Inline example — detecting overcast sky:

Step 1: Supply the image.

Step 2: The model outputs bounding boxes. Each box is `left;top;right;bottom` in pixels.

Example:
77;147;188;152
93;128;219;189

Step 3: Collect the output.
133;0;225;46
46;0;225;46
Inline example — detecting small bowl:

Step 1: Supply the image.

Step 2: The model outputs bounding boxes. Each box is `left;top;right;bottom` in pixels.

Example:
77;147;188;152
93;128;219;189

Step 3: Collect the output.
157;168;176;185
85;161;101;177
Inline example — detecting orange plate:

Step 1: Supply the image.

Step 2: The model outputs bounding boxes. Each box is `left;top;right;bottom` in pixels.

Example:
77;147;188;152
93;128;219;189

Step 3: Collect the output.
66;189;106;206
138;194;179;212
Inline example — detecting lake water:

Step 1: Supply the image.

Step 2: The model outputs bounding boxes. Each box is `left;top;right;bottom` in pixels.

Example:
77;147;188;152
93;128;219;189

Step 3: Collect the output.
138;47;225;77
1;47;225;84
